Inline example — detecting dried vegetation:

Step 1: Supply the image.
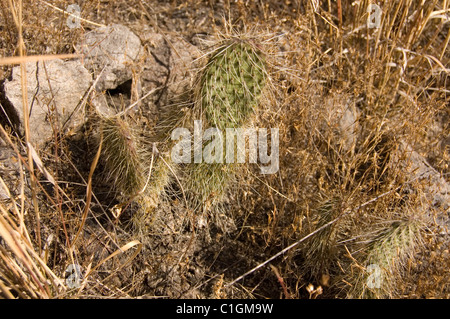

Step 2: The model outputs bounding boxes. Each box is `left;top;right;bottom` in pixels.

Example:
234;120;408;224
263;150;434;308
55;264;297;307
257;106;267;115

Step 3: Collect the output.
0;0;449;299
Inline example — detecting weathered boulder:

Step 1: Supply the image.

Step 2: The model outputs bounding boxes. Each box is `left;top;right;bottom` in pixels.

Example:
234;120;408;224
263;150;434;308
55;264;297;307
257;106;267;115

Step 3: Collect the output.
79;25;201;117
3;59;92;146
320;93;361;153
76;24;143;92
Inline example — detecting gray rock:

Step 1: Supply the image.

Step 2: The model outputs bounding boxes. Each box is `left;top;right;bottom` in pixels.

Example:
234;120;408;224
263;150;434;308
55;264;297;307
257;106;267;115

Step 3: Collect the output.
3;59;92;146
137;30;202;103
394;143;450;234
77;24;143;92
84;27;202;118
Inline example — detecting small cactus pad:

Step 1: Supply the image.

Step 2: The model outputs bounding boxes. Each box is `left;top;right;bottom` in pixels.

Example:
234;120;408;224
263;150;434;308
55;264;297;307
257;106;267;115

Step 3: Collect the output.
101;117;144;196
199;40;267;129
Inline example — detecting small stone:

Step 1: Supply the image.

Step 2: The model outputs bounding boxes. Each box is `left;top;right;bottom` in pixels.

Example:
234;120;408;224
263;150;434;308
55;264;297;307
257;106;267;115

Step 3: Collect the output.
77;24;143;92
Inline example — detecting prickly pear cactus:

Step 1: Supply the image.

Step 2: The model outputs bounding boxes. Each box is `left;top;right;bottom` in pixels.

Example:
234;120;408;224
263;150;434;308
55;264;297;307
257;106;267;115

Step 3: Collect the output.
185;39;268;209
198;40;267;129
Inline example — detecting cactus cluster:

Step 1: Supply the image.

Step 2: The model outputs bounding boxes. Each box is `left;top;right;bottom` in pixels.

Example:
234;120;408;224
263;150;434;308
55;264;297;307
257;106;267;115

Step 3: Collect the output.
186;39;268;207
100;116;172;216
98;38;268;219
303;198;343;276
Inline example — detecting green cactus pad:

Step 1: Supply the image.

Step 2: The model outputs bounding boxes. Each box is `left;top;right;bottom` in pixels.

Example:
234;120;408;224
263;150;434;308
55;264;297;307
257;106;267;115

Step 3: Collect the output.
199;40;267;129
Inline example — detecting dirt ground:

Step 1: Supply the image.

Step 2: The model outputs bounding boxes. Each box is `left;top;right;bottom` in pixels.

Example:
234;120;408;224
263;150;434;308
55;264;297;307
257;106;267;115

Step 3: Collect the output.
0;0;449;299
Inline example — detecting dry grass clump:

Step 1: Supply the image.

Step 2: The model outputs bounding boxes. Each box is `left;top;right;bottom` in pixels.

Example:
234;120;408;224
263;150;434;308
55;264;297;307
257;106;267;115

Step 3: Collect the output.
100;116;145;198
302;197;346;278
180;34;270;210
